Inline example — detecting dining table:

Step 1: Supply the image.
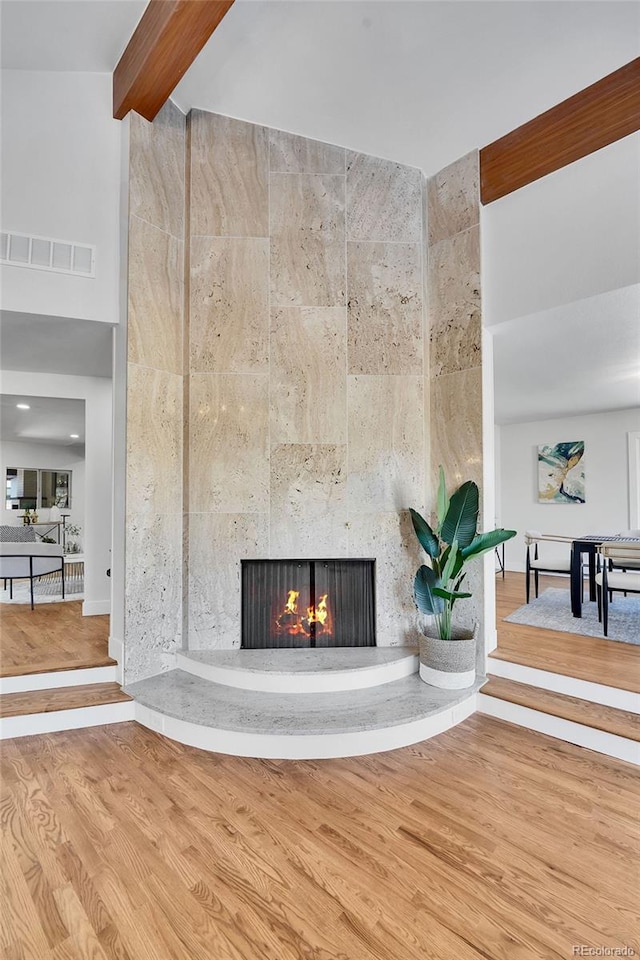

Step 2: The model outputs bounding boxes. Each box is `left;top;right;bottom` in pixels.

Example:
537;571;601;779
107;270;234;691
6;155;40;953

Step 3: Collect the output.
570;534;640;617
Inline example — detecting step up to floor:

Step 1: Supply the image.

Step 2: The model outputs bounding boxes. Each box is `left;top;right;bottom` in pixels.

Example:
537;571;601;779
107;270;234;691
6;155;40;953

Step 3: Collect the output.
0;661;118;695
0;682;135;739
478;676;640;765
177;647;419;692
488;650;640;713
126;668;483;760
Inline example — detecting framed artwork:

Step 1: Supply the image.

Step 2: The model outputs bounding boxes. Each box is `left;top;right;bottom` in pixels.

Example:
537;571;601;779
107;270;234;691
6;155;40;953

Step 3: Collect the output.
538;441;585;503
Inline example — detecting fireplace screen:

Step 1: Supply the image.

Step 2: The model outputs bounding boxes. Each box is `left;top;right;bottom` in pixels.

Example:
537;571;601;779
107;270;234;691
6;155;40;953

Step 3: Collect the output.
241;559;376;649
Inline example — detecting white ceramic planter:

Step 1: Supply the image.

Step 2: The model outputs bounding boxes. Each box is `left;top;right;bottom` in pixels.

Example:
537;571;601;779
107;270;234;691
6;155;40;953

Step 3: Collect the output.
418;624;477;690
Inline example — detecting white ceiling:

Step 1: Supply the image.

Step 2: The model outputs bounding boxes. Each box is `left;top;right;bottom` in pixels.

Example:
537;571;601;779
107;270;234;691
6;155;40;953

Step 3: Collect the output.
174;0;639;176
492;285;640;426
1;394;85;447
0;0;146;73
0;312;113;378
1;1;638;176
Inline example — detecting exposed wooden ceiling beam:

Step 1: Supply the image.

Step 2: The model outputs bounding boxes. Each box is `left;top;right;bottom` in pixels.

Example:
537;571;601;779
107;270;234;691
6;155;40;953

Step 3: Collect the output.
113;0;235;121
480;58;640;205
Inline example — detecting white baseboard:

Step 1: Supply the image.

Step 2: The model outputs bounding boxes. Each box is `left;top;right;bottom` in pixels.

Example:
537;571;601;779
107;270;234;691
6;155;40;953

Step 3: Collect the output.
82;600;111;616
0;700;135;740
488;657;640;714
478;693;640;766
0;665;117;695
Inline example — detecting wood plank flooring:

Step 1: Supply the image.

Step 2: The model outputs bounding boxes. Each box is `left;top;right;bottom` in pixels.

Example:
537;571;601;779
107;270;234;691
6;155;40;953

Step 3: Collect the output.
0;684;132;719
1;718;638;960
481;676;640;742
494;572;640;693
0;602;112;678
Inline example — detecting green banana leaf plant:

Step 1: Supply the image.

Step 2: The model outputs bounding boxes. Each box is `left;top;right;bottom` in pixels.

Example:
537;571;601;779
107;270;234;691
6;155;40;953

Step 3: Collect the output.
411;468;516;641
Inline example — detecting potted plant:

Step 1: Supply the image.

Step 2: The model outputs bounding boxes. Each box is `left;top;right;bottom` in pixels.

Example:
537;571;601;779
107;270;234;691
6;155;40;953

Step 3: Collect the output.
410;468;516;689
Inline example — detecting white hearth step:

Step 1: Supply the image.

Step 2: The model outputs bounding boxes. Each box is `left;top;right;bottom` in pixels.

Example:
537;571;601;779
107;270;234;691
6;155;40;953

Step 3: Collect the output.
125;669;483;759
177;647;419;693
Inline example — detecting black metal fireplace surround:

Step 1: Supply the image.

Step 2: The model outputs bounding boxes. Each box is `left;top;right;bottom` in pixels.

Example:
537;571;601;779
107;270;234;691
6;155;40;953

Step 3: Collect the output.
241;559;376;649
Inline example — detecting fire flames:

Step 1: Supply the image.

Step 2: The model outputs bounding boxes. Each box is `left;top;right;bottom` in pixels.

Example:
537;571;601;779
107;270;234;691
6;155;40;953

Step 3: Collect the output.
275;589;333;637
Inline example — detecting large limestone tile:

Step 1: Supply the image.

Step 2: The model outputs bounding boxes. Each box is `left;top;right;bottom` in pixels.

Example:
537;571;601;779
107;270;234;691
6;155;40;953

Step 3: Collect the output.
269;129;345;174
430;366;483;492
427;151;479;246
124;511;182;683
428;225;481;378
129;101;185;239
190;111;269;238
348;511;422;646
128;216;183;374
127;364;182;516
270;173;345;307
270;444;347;558
190;237;269;373
270;307;347;443
189;513;269;649
346;152;422;243
190;374;269;513
347;242;423;375
347;376;424;513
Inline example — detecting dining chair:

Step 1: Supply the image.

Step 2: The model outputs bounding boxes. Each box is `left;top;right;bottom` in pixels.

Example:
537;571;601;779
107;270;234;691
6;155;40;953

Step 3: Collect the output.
524;530;574;603
596;541;640;637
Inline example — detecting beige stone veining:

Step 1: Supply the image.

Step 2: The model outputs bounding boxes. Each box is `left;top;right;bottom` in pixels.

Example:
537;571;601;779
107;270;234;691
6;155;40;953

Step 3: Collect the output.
347;375;424;512
125;511;183;681
269;129;345;174
129;100;186;240
270;306;347;443
347;241;423;375
428;226;481;378
189;513;269;649
430;366;483;491
270;444;348;558
427;150;480;245
348;511;422;646
346;152;422;243
189;374;269;514
190;236;269;373
190;111;269;238
128;216;183;375
126;364;183;517
270;173;346;306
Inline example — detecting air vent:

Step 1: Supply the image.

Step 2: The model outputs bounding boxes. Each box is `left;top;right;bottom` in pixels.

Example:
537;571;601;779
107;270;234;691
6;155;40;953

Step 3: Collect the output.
0;231;95;278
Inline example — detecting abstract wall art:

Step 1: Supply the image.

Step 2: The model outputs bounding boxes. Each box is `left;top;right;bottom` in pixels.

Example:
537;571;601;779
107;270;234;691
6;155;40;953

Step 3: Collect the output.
538;441;585;504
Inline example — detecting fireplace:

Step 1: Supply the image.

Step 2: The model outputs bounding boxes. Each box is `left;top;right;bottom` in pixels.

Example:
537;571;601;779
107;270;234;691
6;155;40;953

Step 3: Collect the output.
241;559;376;649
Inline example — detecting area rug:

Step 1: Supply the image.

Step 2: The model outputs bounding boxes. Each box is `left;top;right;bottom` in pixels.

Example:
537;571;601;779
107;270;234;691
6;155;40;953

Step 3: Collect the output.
505;588;640;645
0;576;84;605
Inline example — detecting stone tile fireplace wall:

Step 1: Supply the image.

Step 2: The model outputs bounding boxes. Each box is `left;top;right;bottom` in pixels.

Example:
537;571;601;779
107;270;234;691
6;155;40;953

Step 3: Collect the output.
187;111;426;650
426;151;484;645
125;102;186;682
124;104;485;675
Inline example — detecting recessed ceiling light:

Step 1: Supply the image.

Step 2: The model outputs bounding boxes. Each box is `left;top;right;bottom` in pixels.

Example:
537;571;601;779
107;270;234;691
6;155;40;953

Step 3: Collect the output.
16;403;30;410
69;434;80;439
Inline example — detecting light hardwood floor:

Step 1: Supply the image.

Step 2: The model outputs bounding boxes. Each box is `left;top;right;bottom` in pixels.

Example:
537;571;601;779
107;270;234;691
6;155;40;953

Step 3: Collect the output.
0;601;112;678
494;572;640;693
1;718;638;960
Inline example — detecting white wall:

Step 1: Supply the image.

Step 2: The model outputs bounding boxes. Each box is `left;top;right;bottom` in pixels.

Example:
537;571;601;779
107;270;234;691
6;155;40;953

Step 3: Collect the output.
483;133;640;328
0;371;112;615
499;407;640;572
1;440;85;541
0;70;121;325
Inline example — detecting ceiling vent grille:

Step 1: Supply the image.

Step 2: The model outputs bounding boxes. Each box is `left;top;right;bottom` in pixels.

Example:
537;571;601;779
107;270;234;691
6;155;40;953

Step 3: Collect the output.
0;231;96;278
